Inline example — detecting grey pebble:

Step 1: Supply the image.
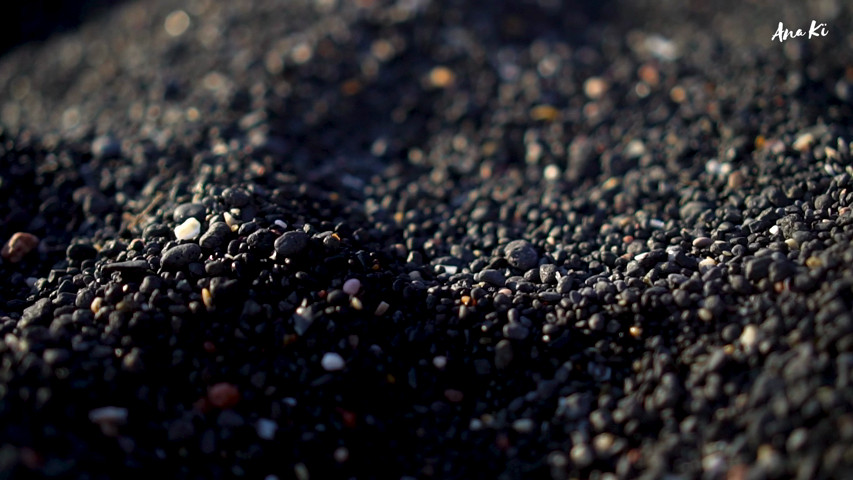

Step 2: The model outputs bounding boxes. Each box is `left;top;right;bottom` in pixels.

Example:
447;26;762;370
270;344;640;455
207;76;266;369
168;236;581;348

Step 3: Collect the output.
161;243;202;270
503;322;530;340
476;269;506;287
504;240;538;270
274;231;310;258
173;203;206;223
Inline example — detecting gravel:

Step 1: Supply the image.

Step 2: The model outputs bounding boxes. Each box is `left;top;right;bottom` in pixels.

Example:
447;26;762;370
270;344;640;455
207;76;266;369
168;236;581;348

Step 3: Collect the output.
0;0;852;479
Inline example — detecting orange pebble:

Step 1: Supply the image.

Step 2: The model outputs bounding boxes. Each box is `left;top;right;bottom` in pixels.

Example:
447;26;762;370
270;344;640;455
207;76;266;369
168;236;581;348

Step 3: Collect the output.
1;232;40;263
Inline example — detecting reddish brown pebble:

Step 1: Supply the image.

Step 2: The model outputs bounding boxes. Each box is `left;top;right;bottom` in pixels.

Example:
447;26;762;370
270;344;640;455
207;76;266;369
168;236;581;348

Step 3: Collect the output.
208;382;240;409
444;389;464;403
1;232;40;263
336;407;357;428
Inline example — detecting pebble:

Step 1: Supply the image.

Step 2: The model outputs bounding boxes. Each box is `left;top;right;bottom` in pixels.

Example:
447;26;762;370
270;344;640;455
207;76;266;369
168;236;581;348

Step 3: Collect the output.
174;217;201;240
692;237;713;248
255;419;277;440
208;383;240;409
512;418;535;434
374;301;390;316
1;232;40;263
161;243;202;270
20;298;53;327
342;278;361;295
274;231;310;258
88;406;128;427
503;323;530;340
477;269;506;287
740;325;759;351
173;203;206;223
199;222;231;249
222;187;251;207
495;339;514;369
247;229;278;256
432;356;447;369
321;352;346;371
583;77;608;99
504;240;538;270
66;243;98;261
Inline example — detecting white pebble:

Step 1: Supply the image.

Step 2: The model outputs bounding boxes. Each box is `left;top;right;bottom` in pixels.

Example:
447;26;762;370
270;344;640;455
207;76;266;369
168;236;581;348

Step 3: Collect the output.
698;257;717;271
650;219;665;229
793;132;815;152
223;212;239;230
374;301;390;316
174;217;201;240
432;356;447;369
543;164;561;181
321;352;346;371
512;418;535;434
333;447;349;463
769;225;780;235
438;264;458;275
583;77;608;100
343;278;361;295
275;219;288;230
740;324;758;351
469;418;483;431
89;406;128;424
256;418;278;440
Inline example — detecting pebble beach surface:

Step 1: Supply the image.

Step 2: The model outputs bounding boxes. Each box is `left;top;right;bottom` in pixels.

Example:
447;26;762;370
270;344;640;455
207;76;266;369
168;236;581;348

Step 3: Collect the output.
1;0;853;478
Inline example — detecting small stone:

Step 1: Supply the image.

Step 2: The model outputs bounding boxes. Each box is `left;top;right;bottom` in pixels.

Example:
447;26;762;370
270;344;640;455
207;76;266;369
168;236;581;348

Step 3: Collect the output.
173;203;206;223
427;66;455;88
512;418;535;434
102;260;150;275
745;256;773;282
255;418;277;440
503;323;530;340
740;324;758;351
583;77;608;99
199;222;231;250
374;301;390;316
91;136;121;158
444;389;464;402
89;406;128;436
692;237;713;248
495;339;514;369
570;443;594;468
20;298;52;327
174;217;201;240
476;269;505;287
274;231;310;258
793;132;815;152
504;240;538;270
539;264;558;284
333;447;349;463
247;229;278;256
66;243;98;261
2;232;40;263
222;187;251;207
321;352;345;371
161;243;201;270
208;383;240;409
815;194;833;211
432;356;447;369
343;278;361;295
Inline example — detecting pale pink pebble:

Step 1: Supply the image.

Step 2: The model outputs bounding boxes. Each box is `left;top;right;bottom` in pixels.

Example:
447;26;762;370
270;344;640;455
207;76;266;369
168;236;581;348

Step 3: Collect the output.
343;278;361;295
